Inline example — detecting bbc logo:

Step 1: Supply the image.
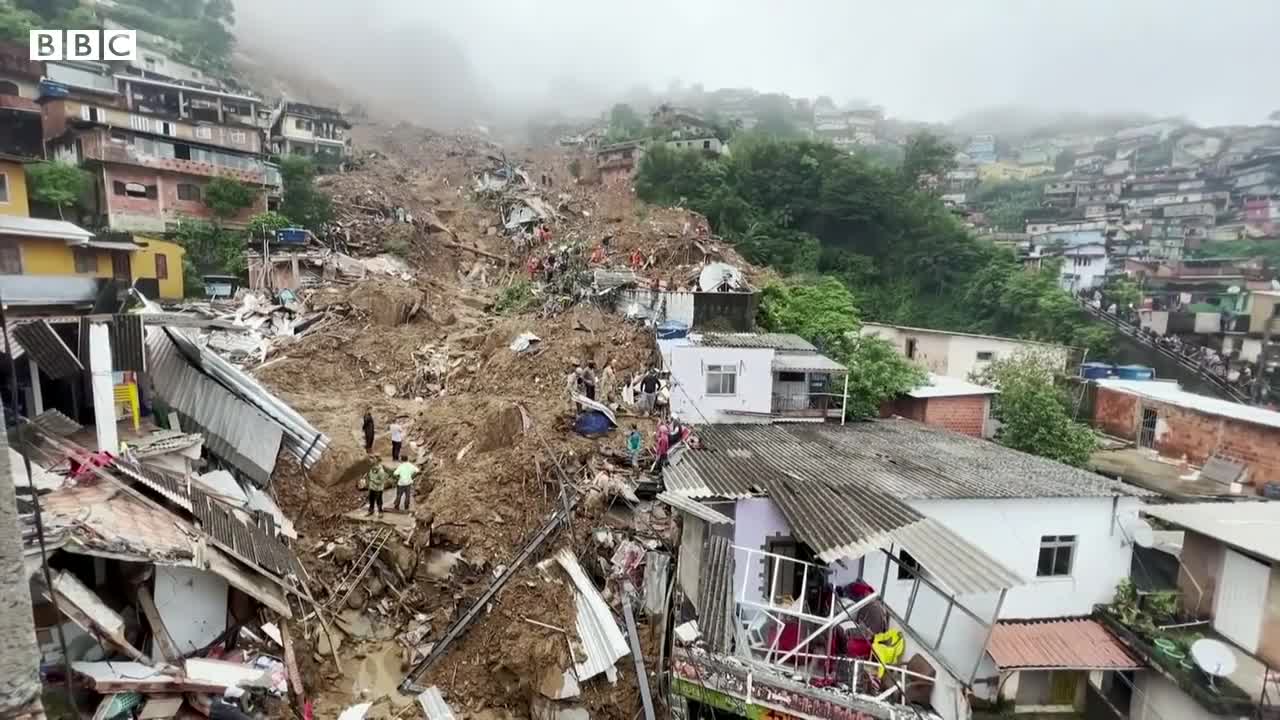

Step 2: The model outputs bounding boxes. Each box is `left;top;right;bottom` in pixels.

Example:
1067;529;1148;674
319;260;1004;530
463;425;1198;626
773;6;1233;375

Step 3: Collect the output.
30;30;137;61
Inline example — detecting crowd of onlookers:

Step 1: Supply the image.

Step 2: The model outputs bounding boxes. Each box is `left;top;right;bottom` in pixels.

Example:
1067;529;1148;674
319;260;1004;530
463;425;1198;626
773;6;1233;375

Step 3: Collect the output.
1078;288;1269;398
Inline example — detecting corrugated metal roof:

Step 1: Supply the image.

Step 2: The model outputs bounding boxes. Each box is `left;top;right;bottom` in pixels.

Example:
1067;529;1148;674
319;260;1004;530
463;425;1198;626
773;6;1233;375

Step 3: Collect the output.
30;409;81;437
697;536;735;653
988;619;1141;670
14;320;82;378
556;549;629;682
1096;378;1280;430
761;474;1024;594
1142;502;1280;563
108;314;146;372
666;421;1144;500
770;353;846;373
655;492;732;524
161;327;328;468
907;374;997;399
147;329;283;485
694;333;816;351
2;321;25;359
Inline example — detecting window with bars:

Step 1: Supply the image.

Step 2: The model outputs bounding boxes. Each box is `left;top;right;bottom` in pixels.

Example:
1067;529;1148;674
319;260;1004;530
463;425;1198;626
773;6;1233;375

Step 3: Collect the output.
1037;535;1076;577
705;364;737;396
176;183;201;202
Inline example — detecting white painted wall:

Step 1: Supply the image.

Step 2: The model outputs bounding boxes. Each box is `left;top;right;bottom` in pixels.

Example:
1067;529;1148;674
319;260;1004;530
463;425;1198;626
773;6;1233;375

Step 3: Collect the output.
1132;672;1234;720
668;345;774;423
726;494;1139;687
153;566;229;655
618;289;695;326
860;324;1071;380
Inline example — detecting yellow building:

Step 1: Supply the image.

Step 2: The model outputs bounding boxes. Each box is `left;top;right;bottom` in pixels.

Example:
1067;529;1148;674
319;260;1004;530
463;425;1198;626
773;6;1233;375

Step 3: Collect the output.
977;161;1055;183
132;236;186;300
0;157;32;217
0;158;128;309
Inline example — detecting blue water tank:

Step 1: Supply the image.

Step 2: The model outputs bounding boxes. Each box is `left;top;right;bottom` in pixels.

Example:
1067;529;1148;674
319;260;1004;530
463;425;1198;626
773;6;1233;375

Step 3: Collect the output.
1115;365;1155;380
274;227;310;245
1080;362;1115;379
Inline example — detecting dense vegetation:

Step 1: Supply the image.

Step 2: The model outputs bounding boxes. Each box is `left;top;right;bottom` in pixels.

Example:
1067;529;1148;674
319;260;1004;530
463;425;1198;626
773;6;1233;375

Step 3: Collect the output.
634;135;1114;357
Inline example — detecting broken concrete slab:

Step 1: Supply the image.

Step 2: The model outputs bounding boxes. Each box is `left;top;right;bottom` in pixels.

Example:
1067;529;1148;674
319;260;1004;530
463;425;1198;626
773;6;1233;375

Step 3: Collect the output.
342;509;416;530
423;549;462;581
137;696;183;719
417;687;457;720
315;627;345;656
537;666;582;700
336;609;375;641
337;702;372;720
530;695;591;720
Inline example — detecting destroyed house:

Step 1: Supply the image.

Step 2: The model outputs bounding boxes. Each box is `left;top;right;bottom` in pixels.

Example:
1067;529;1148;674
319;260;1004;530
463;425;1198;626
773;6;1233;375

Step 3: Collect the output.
661;332;846;423
662;419;1147;720
271;102;352;165
596;140;644;185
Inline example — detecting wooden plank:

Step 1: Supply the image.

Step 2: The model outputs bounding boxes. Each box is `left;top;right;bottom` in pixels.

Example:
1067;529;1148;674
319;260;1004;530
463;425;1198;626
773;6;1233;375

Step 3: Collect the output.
136;586;182;665
279;619;305;700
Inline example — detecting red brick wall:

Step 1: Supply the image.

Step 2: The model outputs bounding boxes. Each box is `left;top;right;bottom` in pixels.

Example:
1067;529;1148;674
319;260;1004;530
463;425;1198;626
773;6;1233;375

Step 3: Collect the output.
922;395;989;437
105;165;163;217
1152;401;1280;486
1094;387;1139;440
104;165;265;225
883;397;928;422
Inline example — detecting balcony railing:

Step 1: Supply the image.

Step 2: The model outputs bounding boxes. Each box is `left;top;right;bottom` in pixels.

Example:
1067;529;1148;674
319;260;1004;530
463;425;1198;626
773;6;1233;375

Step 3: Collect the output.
0;275;101;307
771;391;832;418
84;142;269;185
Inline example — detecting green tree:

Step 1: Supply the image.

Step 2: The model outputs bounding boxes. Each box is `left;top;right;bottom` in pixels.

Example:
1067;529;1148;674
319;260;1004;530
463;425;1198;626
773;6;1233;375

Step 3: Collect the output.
279;156;332;231
608;103;644;140
1102;275;1141;312
169;219;242;296
900;131;956;187
758;277;924;419
202;176;256;222
972;351;1097;466
0;4;39;43
25;161;89;220
246;210;292;239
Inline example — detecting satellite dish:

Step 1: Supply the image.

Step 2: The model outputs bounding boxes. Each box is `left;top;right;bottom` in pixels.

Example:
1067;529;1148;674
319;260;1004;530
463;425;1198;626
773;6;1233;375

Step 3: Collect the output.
698;262;743;292
1130;520;1155;548
1191;638;1237;692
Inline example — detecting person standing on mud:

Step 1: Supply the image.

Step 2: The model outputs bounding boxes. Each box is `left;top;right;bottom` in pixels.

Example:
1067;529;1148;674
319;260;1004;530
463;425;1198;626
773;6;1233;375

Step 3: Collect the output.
362;408;375;453
365;456;388;516
582;362;599;401
389;418;404;461
599;360;617;405
638;371;660;415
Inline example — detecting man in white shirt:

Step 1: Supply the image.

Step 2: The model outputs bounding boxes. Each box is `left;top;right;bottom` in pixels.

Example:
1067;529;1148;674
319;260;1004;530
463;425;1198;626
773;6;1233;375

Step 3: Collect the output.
389;419;405;461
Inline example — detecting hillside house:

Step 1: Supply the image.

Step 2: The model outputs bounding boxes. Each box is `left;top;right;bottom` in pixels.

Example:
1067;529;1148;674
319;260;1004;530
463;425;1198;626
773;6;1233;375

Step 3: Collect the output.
860;322;1072;380
883;374;997;438
661;332;845;423
596;140;645;185
1103;503;1280;719
663;420;1147;720
1091;379;1280;493
270;102;352;165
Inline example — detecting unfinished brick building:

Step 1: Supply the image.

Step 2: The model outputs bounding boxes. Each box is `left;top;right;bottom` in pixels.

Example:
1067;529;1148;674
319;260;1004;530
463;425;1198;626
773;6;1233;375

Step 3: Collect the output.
1092;378;1280;492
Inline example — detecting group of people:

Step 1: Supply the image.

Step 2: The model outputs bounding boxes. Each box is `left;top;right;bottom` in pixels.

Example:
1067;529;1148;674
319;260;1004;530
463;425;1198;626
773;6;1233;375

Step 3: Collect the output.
360;408;425;516
567;360;618;408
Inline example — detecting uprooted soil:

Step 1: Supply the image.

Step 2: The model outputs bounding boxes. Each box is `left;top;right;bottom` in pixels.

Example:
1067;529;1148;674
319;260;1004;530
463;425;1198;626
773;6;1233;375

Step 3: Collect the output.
249;121;761;719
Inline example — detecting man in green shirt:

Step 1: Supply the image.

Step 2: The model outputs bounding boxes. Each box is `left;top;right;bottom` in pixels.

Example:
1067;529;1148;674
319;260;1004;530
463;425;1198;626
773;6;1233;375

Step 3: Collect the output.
392;459;419;511
365;456;389;516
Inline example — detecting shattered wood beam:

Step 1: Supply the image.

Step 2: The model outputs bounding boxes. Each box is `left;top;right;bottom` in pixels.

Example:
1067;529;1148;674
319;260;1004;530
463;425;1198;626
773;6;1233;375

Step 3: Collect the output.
436;239;511;264
399;495;577;693
622;586;656;720
136;586;182;665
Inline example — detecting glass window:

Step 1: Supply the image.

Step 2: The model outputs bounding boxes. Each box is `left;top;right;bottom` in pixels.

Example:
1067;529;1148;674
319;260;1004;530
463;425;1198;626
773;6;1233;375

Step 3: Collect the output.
0;173;7;203
977;351;995;361
706;364;737;396
155;253;168;280
897;550;922;580
1037;535;1076;577
176;183;201;202
0;243;21;274
73;248;97;274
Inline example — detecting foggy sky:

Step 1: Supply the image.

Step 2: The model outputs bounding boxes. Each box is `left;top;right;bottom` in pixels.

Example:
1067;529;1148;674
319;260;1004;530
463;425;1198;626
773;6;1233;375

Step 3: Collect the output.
234;0;1280;129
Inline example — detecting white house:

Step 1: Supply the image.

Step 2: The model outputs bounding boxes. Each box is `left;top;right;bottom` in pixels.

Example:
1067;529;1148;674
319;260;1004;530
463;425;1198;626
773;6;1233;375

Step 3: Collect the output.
660;332;846;424
269;102;352;165
663;420;1148;720
860;322;1073;380
1056;242;1110;292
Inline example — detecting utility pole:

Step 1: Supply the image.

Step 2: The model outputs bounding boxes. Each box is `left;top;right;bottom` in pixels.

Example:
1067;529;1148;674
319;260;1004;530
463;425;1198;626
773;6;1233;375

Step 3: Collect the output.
0;421;43;717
